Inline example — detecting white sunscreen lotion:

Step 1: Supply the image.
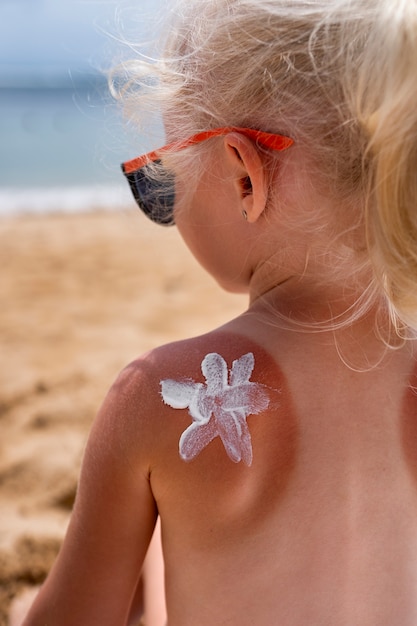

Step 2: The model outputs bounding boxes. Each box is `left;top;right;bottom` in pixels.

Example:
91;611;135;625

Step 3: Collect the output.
160;352;269;465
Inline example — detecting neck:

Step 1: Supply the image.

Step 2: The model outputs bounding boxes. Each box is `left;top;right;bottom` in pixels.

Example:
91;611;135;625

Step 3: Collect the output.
246;272;410;357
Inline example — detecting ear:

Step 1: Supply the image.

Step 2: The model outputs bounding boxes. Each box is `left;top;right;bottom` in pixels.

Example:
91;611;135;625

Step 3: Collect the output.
223;132;268;223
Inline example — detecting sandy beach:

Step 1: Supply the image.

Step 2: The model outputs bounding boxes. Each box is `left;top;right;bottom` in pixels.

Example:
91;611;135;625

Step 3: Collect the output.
0;209;246;624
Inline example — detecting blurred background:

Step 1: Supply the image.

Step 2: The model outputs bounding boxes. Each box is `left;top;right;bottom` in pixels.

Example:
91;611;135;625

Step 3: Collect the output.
0;0;165;214
0;3;247;623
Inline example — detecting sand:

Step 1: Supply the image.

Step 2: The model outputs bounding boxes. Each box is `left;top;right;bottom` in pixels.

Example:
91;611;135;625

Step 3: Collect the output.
0;209;246;625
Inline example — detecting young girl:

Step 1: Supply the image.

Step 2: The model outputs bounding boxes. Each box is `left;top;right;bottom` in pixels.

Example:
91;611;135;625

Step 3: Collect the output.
24;0;417;624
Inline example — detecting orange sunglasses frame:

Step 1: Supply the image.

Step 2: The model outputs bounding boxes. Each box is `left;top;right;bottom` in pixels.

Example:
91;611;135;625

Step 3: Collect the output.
121;126;294;175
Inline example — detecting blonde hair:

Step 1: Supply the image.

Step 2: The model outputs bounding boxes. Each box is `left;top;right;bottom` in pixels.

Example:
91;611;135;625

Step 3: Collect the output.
113;0;417;334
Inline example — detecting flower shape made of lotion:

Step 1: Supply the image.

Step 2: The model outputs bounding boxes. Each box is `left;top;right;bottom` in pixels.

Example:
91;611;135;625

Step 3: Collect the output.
160;352;270;466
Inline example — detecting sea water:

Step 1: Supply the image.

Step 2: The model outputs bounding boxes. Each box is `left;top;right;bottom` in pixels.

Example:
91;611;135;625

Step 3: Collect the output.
0;77;161;215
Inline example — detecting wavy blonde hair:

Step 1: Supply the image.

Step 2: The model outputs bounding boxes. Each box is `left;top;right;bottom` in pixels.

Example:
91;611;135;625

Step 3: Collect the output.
113;0;417;334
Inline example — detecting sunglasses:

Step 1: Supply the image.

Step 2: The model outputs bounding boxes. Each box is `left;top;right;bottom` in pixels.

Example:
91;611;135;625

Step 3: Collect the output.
121;127;294;226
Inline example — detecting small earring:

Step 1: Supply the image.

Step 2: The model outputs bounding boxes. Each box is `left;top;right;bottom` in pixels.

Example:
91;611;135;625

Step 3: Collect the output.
242;209;248;221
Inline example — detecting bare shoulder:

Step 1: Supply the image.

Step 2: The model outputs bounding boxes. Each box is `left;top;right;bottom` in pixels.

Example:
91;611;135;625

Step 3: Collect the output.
111;329;281;393
98;329;285;467
116;328;284;400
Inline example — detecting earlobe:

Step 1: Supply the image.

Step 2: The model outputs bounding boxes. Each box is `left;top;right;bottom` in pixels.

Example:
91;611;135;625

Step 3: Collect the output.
224;133;268;223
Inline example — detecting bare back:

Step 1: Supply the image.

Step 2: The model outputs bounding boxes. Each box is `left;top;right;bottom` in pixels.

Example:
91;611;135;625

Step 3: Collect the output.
25;315;417;626
141;320;417;625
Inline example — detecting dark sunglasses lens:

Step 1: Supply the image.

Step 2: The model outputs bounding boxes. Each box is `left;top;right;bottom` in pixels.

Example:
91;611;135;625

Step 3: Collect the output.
124;160;176;226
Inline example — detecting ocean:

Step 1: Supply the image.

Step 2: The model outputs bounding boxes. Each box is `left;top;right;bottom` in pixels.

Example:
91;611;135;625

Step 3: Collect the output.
0;76;161;215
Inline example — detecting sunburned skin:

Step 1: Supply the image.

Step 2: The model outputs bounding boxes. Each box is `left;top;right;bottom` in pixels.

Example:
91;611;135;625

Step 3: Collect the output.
160;351;270;465
401;362;417;483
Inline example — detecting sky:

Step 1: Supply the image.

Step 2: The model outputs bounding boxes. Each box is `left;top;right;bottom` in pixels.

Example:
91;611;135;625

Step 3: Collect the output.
0;0;165;86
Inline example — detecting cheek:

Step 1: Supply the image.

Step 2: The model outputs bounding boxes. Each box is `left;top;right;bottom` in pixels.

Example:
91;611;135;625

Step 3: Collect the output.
178;220;253;293
174;167;253;292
